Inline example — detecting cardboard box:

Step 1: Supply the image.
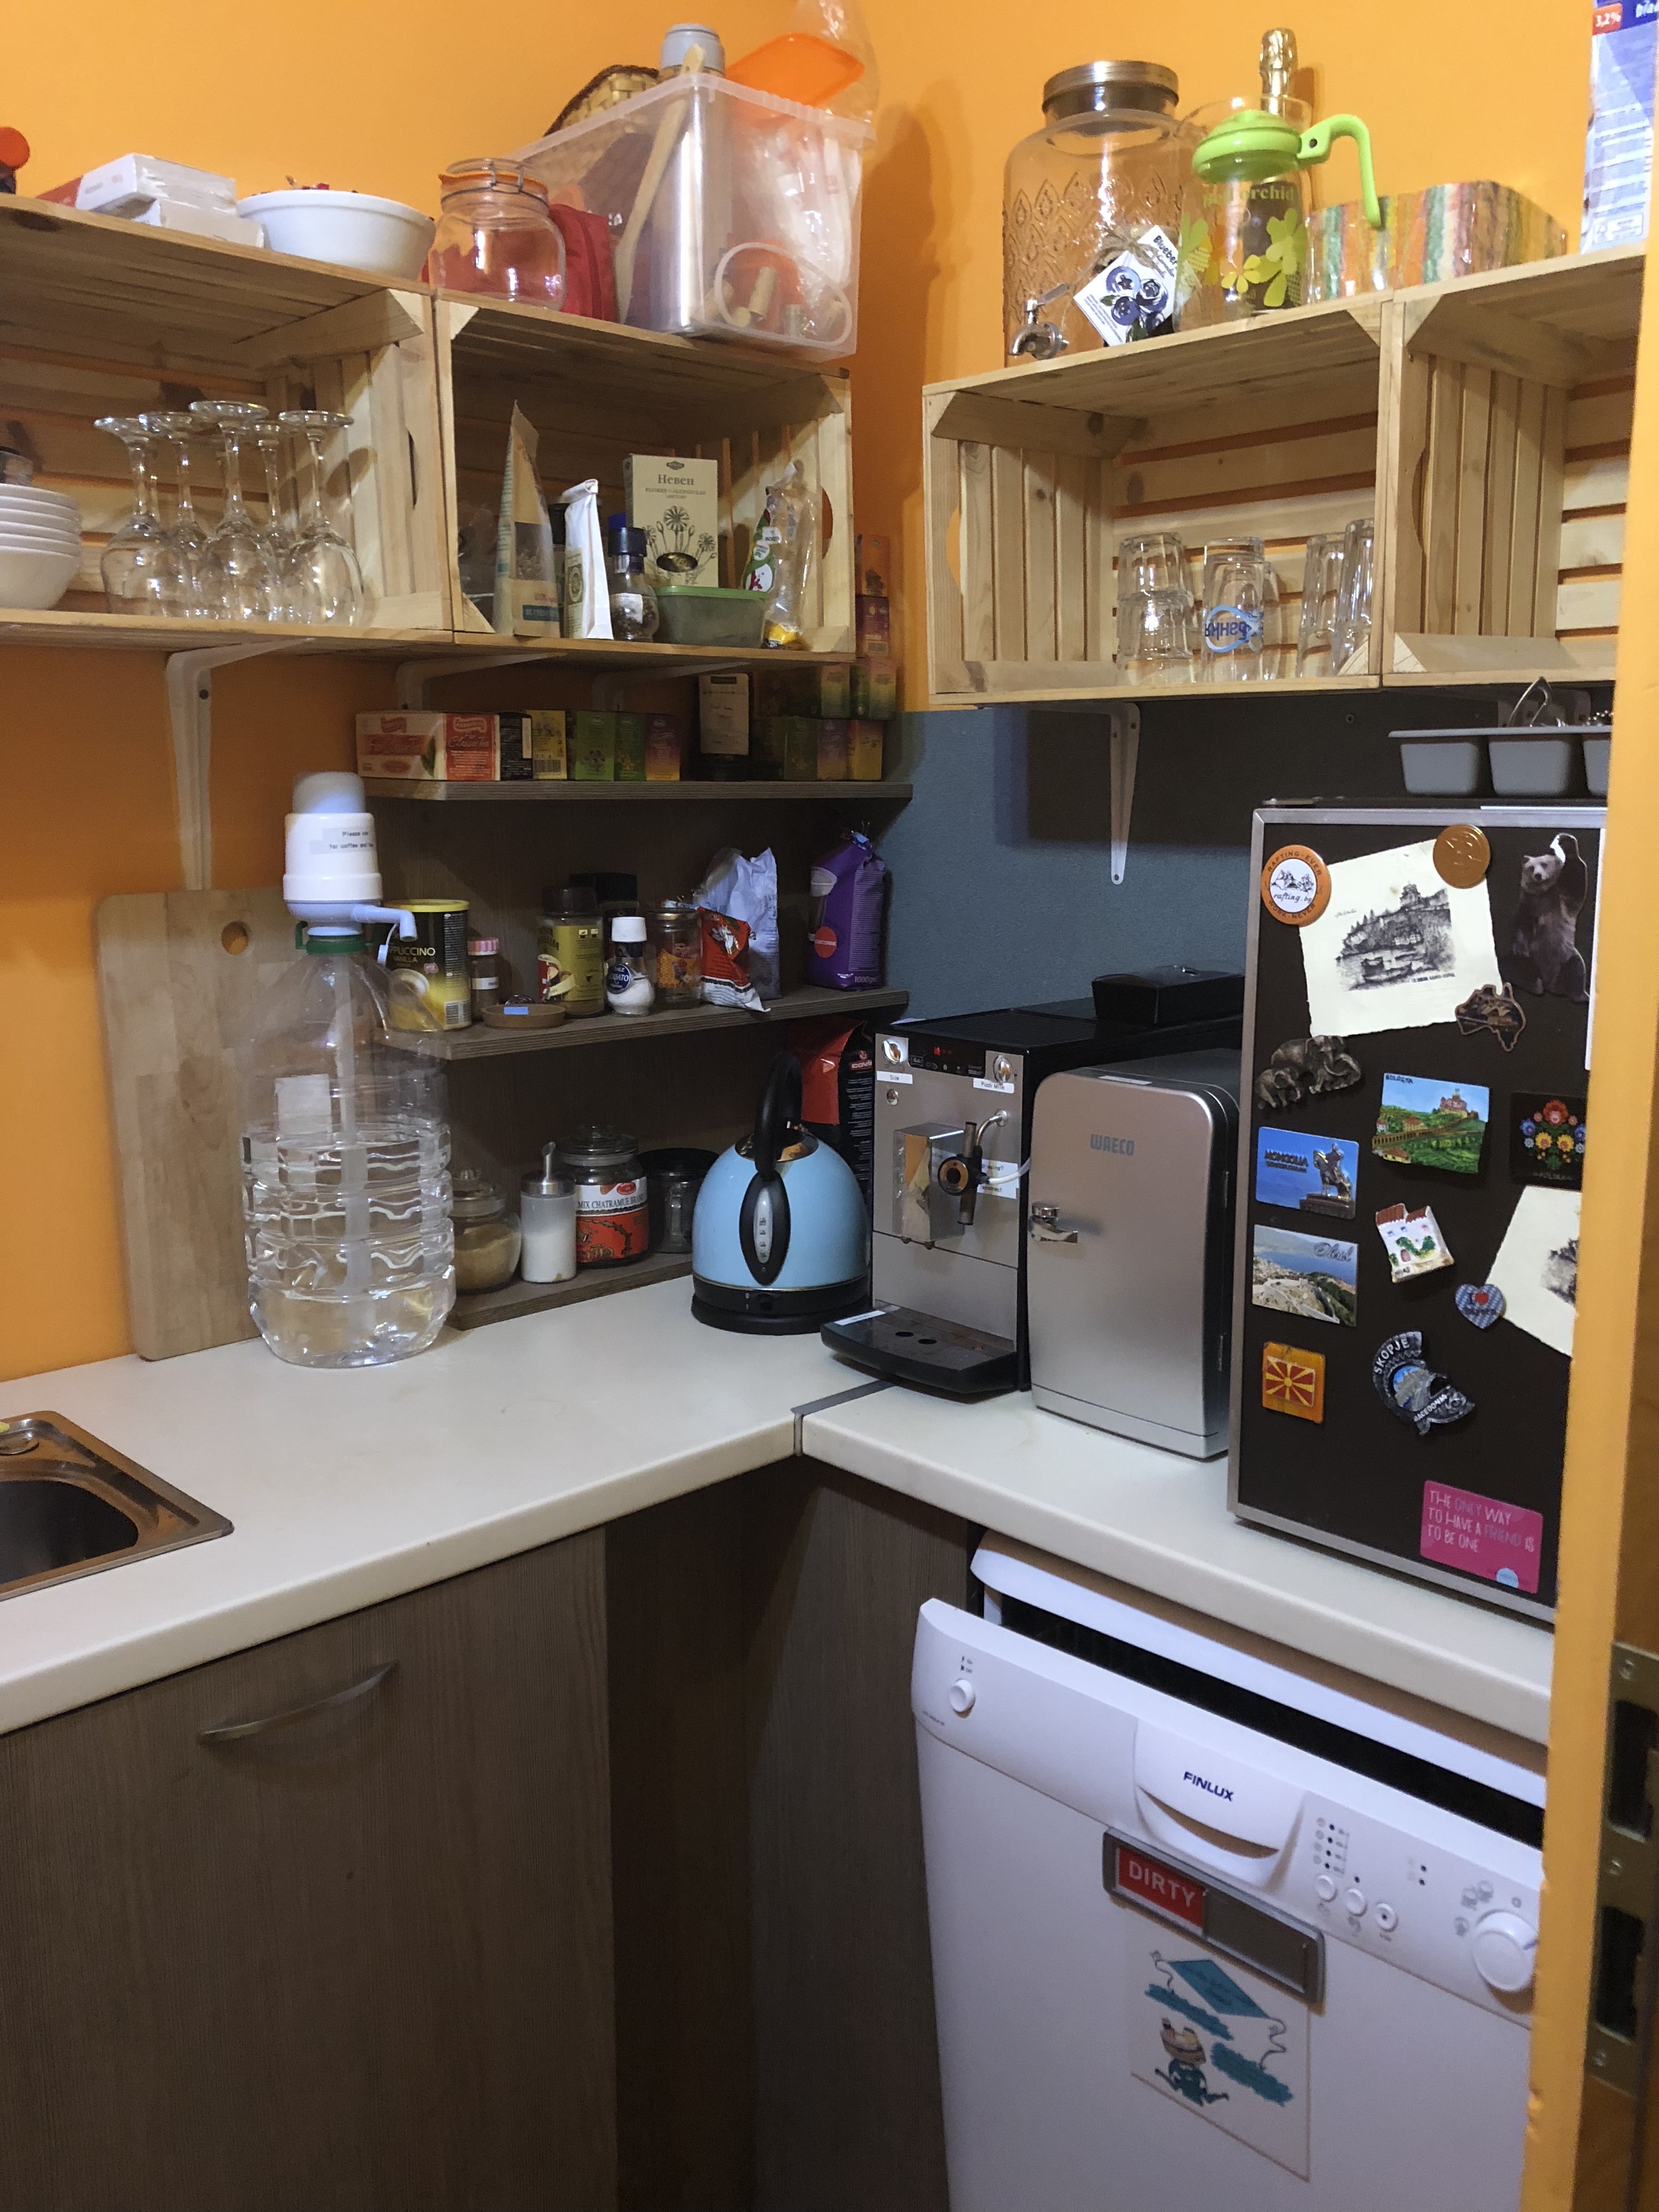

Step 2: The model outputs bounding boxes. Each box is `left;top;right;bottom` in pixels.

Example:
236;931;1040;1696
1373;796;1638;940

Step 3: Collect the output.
782;715;818;780
698;672;750;759
498;709;535;782
355;712;498;782
855;533;891;597
624;454;721;588
531;709;568;780
848;720;885;780
855;594;891;654
753;662;851;718
645;714;683;781
751;718;786;778
615;712;648;782
850;657;897;720
816;719;850;780
571;711;617;781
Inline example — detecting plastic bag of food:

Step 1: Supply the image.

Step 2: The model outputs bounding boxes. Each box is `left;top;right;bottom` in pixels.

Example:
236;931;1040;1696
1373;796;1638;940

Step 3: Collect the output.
560;476;611;637
742;460;816;648
693;846;780;1007
805;828;887;988
493;405;560;639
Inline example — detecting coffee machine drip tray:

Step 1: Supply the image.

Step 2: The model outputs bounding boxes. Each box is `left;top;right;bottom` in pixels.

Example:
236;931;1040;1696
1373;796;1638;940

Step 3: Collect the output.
822;1306;1020;1396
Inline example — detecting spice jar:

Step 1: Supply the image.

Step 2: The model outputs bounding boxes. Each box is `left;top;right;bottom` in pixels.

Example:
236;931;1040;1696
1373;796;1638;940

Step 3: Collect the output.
557;1127;650;1266
538;885;606;1017
450;1167;522;1293
520;1144;579;1284
605;915;656;1015
652;899;704;1007
430;160;567;307
467;936;506;1023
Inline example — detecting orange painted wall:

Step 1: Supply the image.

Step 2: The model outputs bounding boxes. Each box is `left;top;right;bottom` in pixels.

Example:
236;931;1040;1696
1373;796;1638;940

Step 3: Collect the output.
1;0;1598;1376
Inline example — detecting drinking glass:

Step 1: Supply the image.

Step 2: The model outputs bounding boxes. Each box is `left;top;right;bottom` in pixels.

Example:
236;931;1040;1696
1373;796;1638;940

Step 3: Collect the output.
1330;517;1375;675
93;416;190;616
190;399;276;620
1200;538;1273;681
255;421;297;618
1295;534;1345;677
279;410;366;627
138;411;216;619
1115;531;1194;685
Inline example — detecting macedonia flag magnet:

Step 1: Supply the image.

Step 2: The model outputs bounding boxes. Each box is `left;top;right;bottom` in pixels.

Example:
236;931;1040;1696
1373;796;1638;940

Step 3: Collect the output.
1262;1341;1325;1424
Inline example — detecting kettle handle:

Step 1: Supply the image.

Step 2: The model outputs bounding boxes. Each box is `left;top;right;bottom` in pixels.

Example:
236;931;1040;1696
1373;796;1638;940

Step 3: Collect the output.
1298;115;1381;230
753;1052;802;1178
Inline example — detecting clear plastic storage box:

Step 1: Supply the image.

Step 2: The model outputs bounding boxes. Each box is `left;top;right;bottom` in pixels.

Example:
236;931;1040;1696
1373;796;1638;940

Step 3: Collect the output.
512;76;868;356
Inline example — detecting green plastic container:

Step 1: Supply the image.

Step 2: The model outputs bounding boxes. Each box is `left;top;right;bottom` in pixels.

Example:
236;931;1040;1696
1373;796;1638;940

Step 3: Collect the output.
656;586;768;647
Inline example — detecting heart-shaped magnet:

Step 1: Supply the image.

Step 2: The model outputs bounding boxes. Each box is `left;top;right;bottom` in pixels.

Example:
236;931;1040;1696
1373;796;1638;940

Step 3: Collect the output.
1455;1282;1505;1329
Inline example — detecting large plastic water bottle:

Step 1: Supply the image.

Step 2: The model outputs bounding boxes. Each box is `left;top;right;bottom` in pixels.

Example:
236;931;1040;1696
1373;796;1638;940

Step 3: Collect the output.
240;771;455;1368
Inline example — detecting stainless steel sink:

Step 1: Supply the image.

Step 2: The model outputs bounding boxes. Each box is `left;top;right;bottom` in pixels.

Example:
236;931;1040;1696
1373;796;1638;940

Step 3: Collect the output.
0;1413;231;1600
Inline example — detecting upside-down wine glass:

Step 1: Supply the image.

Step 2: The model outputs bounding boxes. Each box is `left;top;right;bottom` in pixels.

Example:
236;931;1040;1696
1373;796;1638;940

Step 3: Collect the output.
190;398;275;620
93;416;189;616
138;411;216;619
278;409;366;626
255;420;296;619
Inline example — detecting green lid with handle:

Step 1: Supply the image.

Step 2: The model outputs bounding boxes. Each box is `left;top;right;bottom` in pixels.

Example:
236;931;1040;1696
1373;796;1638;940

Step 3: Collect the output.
1192;109;1382;228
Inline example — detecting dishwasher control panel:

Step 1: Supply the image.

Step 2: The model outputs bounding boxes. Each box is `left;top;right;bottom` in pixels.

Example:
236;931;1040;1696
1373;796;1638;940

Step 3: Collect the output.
913;1599;1540;2022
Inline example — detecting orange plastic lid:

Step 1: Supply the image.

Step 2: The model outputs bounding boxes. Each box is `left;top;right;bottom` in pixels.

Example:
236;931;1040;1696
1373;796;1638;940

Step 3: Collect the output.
727;33;862;106
0;128;30;170
440;159;550;204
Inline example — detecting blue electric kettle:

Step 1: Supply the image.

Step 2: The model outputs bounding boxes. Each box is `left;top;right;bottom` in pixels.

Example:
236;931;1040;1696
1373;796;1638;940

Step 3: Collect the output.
692;1052;870;1333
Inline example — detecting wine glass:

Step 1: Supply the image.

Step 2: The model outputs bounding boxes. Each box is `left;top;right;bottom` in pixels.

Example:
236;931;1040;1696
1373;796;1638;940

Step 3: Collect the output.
255;420;296;619
278;410;366;626
93;416;190;616
138;411;216;619
190;399;275;620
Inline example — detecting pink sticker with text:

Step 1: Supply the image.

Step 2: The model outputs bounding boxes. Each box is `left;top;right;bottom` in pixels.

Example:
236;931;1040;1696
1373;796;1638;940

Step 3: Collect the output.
1420;1482;1543;1593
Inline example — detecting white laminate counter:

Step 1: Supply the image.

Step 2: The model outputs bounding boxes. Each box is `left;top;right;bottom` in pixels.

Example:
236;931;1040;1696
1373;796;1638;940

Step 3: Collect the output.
0;1281;1552;1745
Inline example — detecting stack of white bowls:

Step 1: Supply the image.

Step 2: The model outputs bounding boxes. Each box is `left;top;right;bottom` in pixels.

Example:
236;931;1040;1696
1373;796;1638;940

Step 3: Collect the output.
0;483;83;609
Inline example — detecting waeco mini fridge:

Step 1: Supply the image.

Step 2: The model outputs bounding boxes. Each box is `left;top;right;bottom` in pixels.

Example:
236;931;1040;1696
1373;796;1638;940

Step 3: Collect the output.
1229;805;1604;1619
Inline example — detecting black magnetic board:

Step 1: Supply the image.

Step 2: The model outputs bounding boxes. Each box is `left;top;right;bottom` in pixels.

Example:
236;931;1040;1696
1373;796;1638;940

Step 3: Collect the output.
1230;807;1601;1619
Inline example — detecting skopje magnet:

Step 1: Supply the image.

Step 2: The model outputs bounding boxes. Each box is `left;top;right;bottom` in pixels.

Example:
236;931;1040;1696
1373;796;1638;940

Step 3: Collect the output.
1372;1330;1475;1436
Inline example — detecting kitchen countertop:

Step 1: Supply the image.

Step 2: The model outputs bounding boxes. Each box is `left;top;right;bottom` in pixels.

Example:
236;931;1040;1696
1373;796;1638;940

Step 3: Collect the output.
0;1280;1552;1743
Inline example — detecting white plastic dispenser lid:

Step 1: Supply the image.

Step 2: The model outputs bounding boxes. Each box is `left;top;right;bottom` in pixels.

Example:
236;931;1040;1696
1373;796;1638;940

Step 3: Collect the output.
283;769;381;915
612;915;648;942
661;21;725;69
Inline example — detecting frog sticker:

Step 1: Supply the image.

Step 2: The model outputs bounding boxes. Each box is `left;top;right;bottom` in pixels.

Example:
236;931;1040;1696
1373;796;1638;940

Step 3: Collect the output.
1130;1945;1311;2178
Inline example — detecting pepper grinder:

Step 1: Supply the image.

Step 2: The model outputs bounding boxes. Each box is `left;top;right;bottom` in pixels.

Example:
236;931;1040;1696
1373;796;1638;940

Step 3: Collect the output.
521;1144;578;1284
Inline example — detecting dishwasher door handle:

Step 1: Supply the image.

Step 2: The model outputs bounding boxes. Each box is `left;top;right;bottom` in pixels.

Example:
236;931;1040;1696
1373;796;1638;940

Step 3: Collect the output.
199;1660;397;1744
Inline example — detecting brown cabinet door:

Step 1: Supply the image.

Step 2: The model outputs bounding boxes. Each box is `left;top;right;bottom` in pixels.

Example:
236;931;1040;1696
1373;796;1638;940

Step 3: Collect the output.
0;1531;615;2212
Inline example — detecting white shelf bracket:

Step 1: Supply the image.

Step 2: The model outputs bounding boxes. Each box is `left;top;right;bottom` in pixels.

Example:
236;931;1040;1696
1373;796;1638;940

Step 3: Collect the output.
1108;702;1140;885
164;644;293;892
394;650;548;709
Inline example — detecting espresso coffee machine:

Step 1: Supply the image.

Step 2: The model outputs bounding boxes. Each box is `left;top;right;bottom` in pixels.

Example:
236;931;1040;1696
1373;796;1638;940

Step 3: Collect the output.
821;970;1243;1396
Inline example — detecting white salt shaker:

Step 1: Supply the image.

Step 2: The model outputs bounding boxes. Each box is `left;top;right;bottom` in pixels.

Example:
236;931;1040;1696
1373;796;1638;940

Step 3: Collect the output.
520;1146;578;1283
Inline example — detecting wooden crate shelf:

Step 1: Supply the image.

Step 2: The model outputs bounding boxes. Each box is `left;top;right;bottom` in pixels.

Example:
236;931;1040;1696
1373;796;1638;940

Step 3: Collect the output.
437;293;854;654
0;196;450;637
449;1246;692;1331
925;246;1643;706
393;986;908;1062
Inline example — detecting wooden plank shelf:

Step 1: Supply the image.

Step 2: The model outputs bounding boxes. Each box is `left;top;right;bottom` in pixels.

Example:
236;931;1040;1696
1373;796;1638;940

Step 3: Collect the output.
365;778;911;804
924;245;1643;706
449;1247;692;1331
396;986;909;1062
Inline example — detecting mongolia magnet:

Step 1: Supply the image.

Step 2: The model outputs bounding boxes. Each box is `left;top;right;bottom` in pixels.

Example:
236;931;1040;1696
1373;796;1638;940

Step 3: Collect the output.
1375;1201;1454;1282
1262;1341;1325;1423
1511;1093;1586;1189
1255;1127;1358;1217
1455;981;1528;1052
1372;1073;1489;1176
1455;1282;1505;1329
1432;823;1491;889
1253;1035;1363;1113
1261;845;1331;927
1372;1330;1475;1436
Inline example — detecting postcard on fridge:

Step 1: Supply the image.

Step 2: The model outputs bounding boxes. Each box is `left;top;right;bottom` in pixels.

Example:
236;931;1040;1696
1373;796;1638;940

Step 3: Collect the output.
1297;840;1500;1037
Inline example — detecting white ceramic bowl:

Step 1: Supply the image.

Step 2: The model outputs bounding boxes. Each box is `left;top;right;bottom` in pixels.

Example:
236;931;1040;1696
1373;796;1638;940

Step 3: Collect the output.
0;546;80;608
237;190;435;280
0;488;79;519
0;533;82;556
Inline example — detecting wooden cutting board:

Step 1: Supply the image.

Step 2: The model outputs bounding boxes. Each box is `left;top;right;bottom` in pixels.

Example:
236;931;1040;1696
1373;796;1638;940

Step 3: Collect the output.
96;888;292;1360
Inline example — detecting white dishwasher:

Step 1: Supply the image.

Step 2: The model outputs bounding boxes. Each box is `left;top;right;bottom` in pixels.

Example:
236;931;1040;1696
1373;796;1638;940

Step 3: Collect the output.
914;1540;1544;2212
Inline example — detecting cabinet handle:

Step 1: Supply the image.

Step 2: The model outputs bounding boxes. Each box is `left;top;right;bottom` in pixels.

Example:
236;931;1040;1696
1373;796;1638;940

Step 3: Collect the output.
198;1659;397;1745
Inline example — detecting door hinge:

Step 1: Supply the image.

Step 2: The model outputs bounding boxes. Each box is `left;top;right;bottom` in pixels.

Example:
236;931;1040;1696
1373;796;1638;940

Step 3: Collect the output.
1588;1642;1659;2095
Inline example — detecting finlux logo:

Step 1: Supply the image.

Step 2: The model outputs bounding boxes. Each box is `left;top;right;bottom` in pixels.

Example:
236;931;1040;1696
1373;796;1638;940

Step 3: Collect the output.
1183;1769;1235;1803
1091;1133;1135;1155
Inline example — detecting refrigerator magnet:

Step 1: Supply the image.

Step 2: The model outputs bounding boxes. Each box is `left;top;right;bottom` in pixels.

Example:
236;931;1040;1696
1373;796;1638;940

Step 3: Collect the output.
1375;1201;1454;1282
1371;1073;1489;1175
1510;1093;1585;1189
1454;981;1528;1052
1432;823;1491;888
1372;1330;1475;1436
1252;1035;1363;1114
1260;845;1330;926
1261;1341;1325;1423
